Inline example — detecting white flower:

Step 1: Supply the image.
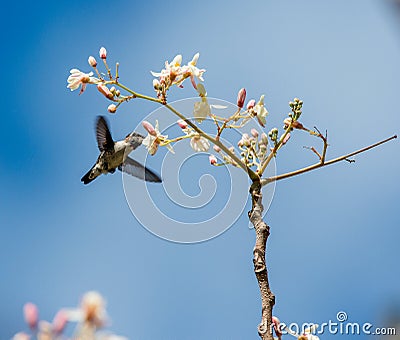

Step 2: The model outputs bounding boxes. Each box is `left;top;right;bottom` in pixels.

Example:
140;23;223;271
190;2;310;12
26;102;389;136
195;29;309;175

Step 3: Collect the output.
142;120;174;155
182;52;206;88
67;68;99;94
253;95;268;127
193;98;211;122
190;135;210;152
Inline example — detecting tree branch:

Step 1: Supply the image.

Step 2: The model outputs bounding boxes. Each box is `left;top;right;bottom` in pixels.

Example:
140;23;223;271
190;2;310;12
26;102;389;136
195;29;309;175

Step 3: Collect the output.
261;135;397;185
249;181;275;340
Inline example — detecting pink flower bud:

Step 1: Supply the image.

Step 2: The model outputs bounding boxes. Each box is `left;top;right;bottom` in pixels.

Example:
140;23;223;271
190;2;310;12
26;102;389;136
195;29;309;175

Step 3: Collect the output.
88;56;97;67
97;84;114;99
213;145;221;152
99;47;107;59
246;99;256;110
107;104;117;113
23;303;38;329
237;88;246;108
52;310;68;334
282;132;291;145
250;128;259;138
142;121;157;136
209;155;217;165
272;316;282;338
177;119;187;129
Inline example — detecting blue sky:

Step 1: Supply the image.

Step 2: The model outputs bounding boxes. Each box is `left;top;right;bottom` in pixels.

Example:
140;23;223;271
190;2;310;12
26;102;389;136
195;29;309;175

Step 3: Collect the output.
1;0;399;339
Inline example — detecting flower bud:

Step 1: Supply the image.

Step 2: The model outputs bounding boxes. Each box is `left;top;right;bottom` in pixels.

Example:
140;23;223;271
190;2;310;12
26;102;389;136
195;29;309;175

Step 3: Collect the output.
260;132;268;145
99;47;107;59
246;99;256;110
52;310;68;334
237;88;246;108
177;119;187;129
88;56;97;67
110;86;116;94
23;302;38;329
213;145;221;152
142;121;157;136
209;155;217;165
115;89;121;97
282;132;291;145
272;316;282;337
250;128;259;138
97;84;114;99
107;104;117;113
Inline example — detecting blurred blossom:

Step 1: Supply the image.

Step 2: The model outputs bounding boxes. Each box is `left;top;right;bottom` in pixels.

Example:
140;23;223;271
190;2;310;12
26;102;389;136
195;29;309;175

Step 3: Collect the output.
52;310;68;334
250;128;259;138
81;291;107;327
190;135;210;152
12;333;30;340
23;302;38;329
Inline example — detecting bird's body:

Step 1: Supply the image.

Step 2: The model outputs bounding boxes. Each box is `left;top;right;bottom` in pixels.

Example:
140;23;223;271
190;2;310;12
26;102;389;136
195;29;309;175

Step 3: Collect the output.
81;116;161;184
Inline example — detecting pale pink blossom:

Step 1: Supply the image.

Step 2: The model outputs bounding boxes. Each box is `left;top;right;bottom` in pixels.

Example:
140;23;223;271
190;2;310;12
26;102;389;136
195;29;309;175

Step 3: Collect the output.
81;291;107;327
23;303;38;329
190;135;210;152
142;120;173;155
67;69;99;94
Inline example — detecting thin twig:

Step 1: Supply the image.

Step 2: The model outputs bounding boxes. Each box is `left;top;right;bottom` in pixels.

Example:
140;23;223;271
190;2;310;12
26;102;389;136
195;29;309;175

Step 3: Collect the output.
262;135;397;185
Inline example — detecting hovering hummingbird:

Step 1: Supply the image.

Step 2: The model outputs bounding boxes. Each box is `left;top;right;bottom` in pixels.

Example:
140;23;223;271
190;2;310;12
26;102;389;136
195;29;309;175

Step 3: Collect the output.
81;116;162;184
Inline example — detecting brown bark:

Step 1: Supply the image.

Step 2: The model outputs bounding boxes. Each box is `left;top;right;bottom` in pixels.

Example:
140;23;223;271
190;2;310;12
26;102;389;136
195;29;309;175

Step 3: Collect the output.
249;181;275;340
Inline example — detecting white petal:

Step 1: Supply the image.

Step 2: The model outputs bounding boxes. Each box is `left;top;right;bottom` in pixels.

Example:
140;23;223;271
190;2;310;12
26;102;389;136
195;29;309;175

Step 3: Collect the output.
210;104;227;109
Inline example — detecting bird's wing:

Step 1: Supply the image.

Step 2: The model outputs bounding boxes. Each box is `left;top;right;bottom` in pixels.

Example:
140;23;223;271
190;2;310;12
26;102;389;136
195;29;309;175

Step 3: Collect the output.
119;157;162;183
96;116;114;152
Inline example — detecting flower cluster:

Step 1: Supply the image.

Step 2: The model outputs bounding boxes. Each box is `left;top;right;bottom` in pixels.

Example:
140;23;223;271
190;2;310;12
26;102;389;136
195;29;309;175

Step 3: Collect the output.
236;129;269;171
13;291;126;340
151;53;205;102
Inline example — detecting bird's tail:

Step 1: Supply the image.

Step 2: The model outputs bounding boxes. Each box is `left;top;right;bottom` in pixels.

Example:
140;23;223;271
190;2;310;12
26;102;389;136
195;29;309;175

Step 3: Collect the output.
81;166;98;184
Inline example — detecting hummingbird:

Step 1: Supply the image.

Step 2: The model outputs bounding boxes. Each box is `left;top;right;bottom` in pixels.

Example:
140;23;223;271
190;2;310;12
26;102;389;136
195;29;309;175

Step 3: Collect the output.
81;116;162;184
